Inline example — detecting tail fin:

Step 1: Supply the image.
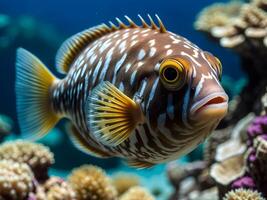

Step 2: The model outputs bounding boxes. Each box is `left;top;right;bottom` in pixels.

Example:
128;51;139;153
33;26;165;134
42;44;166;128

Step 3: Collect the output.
16;48;60;140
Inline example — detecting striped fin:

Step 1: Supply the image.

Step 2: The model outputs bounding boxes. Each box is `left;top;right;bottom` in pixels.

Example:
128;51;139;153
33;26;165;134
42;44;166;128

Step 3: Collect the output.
65;122;111;158
87;81;144;146
16;48;60;140
126;159;155;169
55;24;111;74
55;15;167;74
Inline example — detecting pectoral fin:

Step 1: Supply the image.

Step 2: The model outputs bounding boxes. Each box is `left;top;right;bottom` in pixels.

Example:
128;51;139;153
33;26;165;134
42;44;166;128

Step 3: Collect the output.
87;81;144;146
65;122;111;158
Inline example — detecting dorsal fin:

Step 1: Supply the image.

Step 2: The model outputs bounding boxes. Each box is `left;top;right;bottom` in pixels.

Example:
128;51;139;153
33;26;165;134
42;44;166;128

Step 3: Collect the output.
55;15;168;74
55;24;111;74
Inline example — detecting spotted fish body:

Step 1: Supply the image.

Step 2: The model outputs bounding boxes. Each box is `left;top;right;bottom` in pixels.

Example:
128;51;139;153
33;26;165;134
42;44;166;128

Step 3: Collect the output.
16;15;228;167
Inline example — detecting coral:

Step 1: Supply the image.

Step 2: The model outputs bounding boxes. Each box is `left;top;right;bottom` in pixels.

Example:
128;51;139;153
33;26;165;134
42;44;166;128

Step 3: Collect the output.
0;160;34;200
223;188;265;200
68;165;117;200
194;1;242;32
112;173;140;196
246;135;267;195
36;177;76;200
119;186;155;200
195;0;267;126
210;154;246;198
231;176;256;189
0;140;54;181
167;161;209;200
203;127;231;166
188;187;218;200
215;139;246;162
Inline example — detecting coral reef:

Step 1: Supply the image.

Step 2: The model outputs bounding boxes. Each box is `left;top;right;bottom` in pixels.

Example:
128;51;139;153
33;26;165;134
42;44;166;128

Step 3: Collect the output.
0;160;34;200
195;0;267;126
223;188;265;200
35;177;76;200
68;165;118;200
0;140;154;200
119;186;155;200
112;173;140;196
167;113;267;199
0;140;54;181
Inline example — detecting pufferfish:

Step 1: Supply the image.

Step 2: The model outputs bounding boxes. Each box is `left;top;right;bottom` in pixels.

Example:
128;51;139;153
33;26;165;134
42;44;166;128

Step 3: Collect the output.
15;15;228;168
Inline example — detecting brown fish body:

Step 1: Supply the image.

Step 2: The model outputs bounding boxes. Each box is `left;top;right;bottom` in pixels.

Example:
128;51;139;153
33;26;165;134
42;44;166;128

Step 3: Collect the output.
16;16;228;167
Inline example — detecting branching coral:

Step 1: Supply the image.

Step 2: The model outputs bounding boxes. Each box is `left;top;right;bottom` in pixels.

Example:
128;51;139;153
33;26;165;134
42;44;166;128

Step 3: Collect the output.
112;173;140;196
223;188;265;200
119;186;155;200
195;0;267;126
68;165;117;200
0;160;34;200
0;140;54;181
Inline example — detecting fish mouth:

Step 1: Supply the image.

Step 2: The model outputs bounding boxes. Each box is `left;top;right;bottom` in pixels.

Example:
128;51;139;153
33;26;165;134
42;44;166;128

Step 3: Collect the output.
190;92;228;120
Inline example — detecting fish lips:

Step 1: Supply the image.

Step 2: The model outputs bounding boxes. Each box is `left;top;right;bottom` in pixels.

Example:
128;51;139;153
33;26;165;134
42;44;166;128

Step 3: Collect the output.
189;92;229;121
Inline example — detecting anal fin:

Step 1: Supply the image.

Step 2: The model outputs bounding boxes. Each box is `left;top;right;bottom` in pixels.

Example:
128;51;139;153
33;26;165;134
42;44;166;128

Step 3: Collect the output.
126;159;155;169
65;122;111;158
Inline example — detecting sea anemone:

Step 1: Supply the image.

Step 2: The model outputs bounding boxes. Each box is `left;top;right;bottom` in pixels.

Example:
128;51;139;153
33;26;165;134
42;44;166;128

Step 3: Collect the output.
119;186;155;200
68;165;117;200
112;173;140;196
0;160;34;200
223;188;265;200
0;140;54;180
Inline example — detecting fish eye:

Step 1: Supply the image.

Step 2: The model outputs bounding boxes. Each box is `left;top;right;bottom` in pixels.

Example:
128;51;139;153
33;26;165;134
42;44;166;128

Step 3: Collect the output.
159;58;188;91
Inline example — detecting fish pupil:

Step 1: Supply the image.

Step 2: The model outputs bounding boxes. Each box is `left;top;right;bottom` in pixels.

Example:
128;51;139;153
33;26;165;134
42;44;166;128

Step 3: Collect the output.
164;66;178;82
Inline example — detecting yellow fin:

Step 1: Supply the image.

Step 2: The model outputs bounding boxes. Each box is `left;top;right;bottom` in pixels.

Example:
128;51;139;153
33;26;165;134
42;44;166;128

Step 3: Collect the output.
16;48;60;140
65;122;111;158
87;81;144;146
126;159;155;169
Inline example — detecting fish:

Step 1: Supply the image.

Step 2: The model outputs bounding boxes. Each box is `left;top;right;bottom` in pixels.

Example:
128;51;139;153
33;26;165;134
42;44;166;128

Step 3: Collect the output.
15;15;228;168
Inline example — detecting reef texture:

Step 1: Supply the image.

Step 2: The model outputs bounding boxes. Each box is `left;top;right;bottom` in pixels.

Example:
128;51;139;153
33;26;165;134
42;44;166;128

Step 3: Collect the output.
68;165;118;200
0;140;154;200
0;160;34;200
167;115;267;199
0;140;54;181
35;177;76;200
112;173;140;196
195;0;267;126
119;186;155;200
223;188;265;200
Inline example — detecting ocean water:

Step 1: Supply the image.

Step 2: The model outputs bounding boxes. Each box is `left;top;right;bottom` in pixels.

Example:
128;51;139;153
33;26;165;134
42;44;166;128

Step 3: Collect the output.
0;0;245;199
